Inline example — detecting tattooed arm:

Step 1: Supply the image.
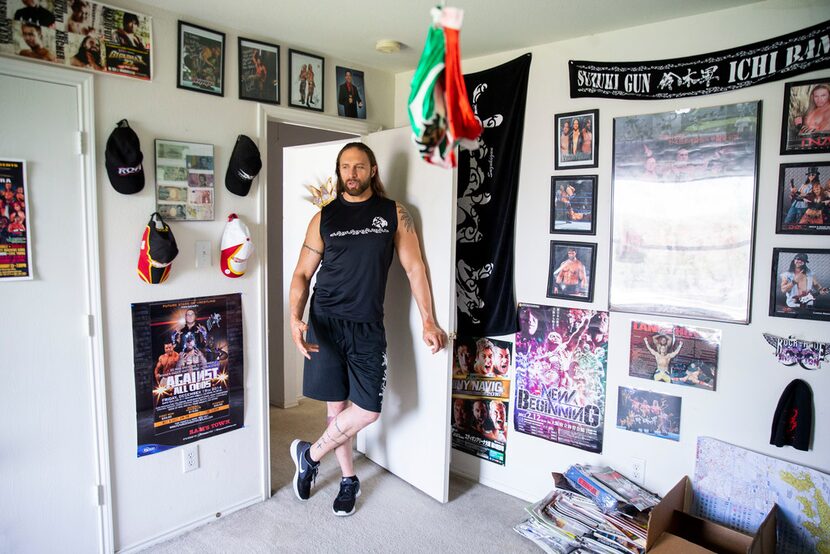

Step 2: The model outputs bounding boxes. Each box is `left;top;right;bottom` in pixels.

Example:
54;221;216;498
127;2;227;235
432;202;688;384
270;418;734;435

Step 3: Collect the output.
394;201;447;354
289;212;324;359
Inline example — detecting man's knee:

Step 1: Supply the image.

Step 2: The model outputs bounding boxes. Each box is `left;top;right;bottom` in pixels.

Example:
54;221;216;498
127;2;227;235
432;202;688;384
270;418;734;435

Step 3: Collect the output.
356;409;380;428
327;401;349;420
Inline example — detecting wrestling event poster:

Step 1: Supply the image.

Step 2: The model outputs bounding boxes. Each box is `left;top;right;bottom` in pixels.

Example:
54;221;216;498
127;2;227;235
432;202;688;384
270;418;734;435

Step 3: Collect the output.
0;1;152;80
131;294;243;457
514;303;608;454
616;387;681;441
629;320;720;390
451;336;511;465
0;159;32;280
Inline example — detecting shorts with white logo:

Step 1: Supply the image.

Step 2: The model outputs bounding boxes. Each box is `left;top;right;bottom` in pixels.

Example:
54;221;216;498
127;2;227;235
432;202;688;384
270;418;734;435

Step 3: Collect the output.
303;311;388;413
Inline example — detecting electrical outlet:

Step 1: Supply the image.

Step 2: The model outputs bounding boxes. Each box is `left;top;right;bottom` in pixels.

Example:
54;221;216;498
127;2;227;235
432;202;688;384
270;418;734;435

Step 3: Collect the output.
195;240;211;268
182;444;199;472
630;457;646;485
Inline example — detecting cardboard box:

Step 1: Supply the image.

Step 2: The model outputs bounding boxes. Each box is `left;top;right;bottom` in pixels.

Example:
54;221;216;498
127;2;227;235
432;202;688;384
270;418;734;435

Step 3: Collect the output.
647;477;776;554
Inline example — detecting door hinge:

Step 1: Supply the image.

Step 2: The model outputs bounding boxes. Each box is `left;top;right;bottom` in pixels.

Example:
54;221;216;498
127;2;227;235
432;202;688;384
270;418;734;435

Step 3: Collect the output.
87;314;94;337
76;131;86;155
96;485;105;506
447;332;457;340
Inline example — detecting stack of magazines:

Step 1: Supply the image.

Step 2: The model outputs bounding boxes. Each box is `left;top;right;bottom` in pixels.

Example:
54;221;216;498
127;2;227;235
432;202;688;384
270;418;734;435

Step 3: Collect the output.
514;465;659;553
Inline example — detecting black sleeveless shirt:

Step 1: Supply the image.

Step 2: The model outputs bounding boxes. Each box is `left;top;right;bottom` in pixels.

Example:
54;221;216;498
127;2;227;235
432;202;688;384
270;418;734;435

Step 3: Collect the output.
312;194;398;322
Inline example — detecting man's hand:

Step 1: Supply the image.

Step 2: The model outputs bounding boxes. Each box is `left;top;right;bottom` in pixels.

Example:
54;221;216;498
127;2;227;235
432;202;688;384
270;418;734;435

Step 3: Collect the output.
422;322;447;354
291;317;319;360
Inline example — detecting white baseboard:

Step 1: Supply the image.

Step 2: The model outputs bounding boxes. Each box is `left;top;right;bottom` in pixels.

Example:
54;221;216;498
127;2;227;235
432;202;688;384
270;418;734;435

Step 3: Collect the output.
450;467;536;503
116;495;263;553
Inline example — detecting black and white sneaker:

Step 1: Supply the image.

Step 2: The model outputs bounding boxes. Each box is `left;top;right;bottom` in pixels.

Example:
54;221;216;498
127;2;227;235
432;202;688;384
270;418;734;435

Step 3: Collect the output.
332;476;361;516
290;439;318;501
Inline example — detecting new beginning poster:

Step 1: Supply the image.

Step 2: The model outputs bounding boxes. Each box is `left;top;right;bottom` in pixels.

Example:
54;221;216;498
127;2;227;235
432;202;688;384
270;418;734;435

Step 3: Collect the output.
0;159;32;280
131;293;243;456
451;336;511;465
629;319;720;390
514;303;608;453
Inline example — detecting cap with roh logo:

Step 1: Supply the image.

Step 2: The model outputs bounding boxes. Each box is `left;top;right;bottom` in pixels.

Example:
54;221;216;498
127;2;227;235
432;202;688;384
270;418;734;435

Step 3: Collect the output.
225;135;262;196
137;212;179;284
106;119;144;194
220;213;253;278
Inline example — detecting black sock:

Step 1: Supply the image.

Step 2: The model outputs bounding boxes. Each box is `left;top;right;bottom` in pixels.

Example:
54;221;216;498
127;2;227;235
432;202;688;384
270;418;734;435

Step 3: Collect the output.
304;448;319;467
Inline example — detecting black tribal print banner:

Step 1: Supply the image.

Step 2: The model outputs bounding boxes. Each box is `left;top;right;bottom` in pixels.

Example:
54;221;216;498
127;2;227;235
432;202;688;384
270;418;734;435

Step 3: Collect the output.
569;20;830;100
456;54;531;336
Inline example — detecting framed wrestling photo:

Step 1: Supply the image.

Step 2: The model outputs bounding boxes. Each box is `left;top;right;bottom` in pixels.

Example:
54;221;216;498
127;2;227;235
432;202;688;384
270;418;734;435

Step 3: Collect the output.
780;78;830;155
609;101;760;324
547;240;596;302
238;37;279;105
550;175;597;235
776;162;830;235
288;49;324;112
177;21;225;96
336;66;366;119
769;248;830;322
554;109;598;170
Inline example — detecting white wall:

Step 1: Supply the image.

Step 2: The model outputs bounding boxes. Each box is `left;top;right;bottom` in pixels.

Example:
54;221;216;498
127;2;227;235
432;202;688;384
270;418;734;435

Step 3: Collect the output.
92;1;395;549
395;0;830;501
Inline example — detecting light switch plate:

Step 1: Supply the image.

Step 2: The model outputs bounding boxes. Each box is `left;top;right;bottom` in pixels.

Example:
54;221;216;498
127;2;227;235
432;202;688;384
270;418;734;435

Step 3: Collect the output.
195;240;211;268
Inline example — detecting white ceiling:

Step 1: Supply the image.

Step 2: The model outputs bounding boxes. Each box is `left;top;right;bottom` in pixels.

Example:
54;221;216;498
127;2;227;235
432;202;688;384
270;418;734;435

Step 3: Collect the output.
143;0;762;73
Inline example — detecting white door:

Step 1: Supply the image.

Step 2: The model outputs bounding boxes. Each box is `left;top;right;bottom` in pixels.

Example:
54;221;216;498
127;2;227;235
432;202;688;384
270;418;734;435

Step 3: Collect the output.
282;138;356;406
0;69;101;551
360;128;454;503
281;129;455;502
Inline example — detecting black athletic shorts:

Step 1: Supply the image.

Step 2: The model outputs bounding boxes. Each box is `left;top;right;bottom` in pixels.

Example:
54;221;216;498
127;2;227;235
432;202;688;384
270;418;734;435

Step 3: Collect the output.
302;311;388;413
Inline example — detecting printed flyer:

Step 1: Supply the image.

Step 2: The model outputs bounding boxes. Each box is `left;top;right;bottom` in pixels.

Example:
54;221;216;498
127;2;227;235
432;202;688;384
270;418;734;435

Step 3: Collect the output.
451;336;511;465
514;303;608;453
0;159;31;280
629;320;720;390
131;293;243;456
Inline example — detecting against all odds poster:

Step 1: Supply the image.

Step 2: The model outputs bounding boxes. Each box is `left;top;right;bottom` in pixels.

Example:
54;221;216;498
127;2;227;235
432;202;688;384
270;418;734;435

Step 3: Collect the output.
131;293;243;457
514;304;608;453
451;336;511;465
629;319;720;390
0;159;32;280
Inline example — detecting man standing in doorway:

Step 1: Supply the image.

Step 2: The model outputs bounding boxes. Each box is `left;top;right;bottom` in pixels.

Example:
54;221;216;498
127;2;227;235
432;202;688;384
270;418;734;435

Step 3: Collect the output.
289;142;446;516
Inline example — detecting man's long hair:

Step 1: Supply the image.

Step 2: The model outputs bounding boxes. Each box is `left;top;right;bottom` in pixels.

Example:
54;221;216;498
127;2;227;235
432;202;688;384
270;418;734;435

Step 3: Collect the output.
335;142;386;198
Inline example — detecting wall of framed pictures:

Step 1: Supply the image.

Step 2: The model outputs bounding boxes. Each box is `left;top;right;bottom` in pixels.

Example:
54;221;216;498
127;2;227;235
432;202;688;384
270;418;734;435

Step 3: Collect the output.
392;2;830;524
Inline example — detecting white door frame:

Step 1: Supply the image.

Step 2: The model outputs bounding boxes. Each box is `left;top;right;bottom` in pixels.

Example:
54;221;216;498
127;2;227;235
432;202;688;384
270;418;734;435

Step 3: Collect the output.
0;58;112;552
255;104;381;498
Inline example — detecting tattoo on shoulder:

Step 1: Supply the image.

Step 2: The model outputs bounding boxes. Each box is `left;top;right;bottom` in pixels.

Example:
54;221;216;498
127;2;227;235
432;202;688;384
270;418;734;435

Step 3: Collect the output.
303;243;323;256
397;202;414;233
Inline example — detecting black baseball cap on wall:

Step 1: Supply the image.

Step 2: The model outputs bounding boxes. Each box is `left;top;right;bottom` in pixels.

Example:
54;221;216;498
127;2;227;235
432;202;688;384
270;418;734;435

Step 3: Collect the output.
106;119;144;194
225;134;262;196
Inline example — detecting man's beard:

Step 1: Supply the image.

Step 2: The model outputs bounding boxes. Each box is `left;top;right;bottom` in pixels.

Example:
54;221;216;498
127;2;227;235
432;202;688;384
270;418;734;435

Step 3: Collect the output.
343;176;371;197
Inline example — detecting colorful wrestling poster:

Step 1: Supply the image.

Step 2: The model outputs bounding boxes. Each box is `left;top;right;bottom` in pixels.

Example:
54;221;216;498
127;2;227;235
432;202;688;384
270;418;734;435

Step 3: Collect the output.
514;303;608;454
451;337;511;465
0;160;32;281
131;294;243;457
629;320;720;390
0;1;152;80
616;387;681;441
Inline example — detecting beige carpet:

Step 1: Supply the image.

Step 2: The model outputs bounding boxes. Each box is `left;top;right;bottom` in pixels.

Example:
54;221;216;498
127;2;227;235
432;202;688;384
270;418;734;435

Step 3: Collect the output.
145;400;536;553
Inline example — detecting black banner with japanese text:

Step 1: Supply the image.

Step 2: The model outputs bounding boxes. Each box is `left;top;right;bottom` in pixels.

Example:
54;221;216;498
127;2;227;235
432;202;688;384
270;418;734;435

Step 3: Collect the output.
569;20;830;100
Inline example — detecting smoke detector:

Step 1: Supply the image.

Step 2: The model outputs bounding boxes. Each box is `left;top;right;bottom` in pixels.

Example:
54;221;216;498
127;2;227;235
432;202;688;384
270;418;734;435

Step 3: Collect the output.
375;40;401;54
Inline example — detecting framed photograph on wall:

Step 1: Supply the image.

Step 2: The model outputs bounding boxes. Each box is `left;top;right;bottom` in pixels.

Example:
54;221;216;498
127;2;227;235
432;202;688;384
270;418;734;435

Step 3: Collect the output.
780;78;830;155
554;109;598;170
547;240;596;302
610;101;760;324
238;37;279;104
769;248;830;322
336;66;366;119
550;175;597;234
288;49;324;111
177;21;225;96
155;139;215;221
775;162;830;235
